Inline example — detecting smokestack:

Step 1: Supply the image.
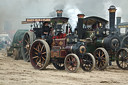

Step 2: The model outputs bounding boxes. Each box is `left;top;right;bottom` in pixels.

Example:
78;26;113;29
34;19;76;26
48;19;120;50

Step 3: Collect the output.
77;14;85;39
116;17;121;28
108;5;117;33
56;10;63;17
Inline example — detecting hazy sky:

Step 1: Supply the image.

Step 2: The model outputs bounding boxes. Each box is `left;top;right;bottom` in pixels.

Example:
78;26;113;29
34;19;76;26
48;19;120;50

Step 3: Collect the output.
0;0;128;33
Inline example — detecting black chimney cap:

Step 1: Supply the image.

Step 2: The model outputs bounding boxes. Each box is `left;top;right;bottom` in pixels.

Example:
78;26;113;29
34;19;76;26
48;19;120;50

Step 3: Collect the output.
109;5;116;10
108;5;117;12
77;14;85;18
56;10;63;13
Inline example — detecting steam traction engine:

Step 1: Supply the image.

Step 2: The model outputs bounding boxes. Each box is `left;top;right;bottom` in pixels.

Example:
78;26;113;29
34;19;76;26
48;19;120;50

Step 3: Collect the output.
23;10;95;72
117;17;128;70
76;5;128;70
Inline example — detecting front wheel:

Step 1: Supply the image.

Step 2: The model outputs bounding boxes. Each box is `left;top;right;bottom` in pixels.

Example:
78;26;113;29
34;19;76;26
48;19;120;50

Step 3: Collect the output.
116;48;128;70
81;53;95;72
64;53;80;73
94;48;109;70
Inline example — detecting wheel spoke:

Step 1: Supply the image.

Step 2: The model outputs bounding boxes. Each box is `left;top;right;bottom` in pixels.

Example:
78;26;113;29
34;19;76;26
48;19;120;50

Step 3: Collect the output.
28;36;30;42
119;61;123;67
123;50;126;57
33;56;39;59
42;52;46;55
41;45;44;52
39;43;42;49
25;39;28;44
36;58;42;67
68;65;72;70
36;57;39;63
33;47;40;52
96;60;98;64
34;52;38;55
26;34;28;39
119;55;122;59
98;62;100;67
98;50;101;57
25;51;28;55
101;59;105;63
95;55;98;59
68;57;71;61
72;57;76;62
101;53;105;58
99;62;102;67
41;56;46;61
37;43;40;51
124;62;127;68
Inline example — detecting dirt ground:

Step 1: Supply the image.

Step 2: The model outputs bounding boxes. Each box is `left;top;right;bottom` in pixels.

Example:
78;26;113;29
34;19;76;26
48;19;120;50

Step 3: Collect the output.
0;50;128;85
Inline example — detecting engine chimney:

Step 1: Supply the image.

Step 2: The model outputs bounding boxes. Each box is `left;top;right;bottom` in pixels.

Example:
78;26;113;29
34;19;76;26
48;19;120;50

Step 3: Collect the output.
56;10;63;17
108;5;117;33
77;14;85;39
116;17;121;28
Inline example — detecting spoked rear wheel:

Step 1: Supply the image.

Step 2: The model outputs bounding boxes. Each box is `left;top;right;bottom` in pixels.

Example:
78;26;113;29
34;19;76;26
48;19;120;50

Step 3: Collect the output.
94;48;109;70
81;53;95;72
116;48;128;70
30;39;50;70
64;53;80;73
22;32;35;62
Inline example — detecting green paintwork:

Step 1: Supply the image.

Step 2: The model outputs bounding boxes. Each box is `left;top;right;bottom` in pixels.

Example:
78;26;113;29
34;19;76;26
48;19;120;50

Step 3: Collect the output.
7;29;28;55
12;29;28;48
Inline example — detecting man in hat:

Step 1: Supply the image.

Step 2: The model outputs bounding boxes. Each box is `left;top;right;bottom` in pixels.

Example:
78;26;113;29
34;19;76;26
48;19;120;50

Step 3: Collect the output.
43;22;51;35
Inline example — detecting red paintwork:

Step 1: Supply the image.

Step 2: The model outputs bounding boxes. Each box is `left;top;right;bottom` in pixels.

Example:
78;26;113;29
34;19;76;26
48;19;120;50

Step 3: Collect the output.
52;33;66;39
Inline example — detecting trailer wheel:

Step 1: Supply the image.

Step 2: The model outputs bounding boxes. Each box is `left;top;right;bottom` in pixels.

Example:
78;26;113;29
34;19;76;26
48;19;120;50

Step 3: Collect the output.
116;48;128;70
22;32;35;62
94;47;109;70
64;53;80;73
81;53;95;72
30;39;50;70
13;48;20;60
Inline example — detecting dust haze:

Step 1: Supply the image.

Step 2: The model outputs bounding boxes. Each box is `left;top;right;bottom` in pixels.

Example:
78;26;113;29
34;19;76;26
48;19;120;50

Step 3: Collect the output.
0;0;128;35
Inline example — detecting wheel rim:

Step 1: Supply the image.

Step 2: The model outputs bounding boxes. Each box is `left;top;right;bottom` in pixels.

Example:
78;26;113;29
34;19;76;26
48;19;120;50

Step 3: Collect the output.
64;54;80;73
81;53;95;72
94;48;109;70
116;48;128;70
30;40;50;69
23;33;30;61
